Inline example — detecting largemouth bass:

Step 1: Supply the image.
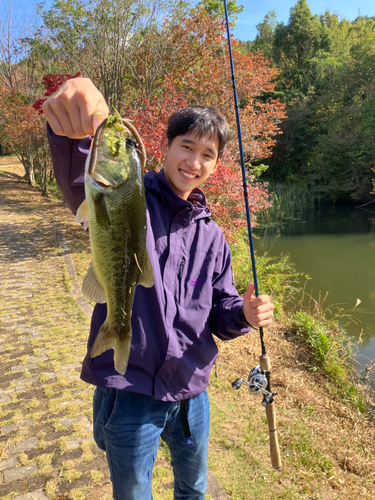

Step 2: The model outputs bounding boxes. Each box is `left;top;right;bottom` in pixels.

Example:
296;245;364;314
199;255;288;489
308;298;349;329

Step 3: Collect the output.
76;115;154;375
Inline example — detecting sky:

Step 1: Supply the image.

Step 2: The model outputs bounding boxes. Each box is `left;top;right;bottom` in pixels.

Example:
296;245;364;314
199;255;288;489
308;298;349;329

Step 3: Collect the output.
2;0;375;42
232;0;375;40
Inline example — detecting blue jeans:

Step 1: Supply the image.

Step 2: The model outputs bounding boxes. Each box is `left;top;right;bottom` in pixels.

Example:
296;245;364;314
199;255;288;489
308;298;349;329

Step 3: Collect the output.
93;387;210;500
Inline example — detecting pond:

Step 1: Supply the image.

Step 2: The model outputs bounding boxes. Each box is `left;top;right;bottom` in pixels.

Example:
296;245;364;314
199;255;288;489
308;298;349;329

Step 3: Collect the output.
253;204;375;370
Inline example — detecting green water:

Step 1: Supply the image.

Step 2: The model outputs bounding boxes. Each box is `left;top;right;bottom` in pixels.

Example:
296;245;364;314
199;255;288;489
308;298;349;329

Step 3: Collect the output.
253;205;375;368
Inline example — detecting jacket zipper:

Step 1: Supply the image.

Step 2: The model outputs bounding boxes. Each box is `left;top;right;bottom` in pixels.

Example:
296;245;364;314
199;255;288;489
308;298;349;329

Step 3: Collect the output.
179;257;186;280
178;257;186;303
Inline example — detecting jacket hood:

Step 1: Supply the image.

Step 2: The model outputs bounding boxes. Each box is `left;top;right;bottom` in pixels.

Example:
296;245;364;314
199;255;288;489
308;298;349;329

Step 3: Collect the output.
144;169;212;221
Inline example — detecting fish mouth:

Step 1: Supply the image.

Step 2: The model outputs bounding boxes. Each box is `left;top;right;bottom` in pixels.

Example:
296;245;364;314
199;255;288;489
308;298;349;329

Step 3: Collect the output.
88;167;113;188
94;180;111;188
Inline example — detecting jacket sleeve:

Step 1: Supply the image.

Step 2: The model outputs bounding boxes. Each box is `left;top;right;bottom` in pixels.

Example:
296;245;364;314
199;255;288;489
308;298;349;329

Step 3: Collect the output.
209;232;251;340
47;123;92;216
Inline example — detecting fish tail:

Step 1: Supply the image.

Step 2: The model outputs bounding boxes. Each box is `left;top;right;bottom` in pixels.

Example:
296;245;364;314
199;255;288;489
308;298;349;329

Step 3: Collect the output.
90;323;131;376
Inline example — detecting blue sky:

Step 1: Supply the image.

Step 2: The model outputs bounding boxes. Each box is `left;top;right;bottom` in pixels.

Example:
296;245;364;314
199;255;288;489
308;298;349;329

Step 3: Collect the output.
3;0;375;41
233;0;375;40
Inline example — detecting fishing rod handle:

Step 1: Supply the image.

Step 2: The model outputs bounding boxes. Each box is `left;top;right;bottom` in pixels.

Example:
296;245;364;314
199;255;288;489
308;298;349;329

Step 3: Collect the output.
259;355;281;469
259;354;271;372
266;402;281;469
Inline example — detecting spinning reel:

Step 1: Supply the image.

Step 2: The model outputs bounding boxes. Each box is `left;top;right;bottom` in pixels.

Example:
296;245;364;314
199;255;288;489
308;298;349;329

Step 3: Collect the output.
232;365;277;407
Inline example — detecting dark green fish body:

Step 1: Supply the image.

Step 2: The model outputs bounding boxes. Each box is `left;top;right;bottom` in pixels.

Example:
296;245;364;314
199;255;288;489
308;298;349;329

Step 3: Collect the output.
76;116;153;375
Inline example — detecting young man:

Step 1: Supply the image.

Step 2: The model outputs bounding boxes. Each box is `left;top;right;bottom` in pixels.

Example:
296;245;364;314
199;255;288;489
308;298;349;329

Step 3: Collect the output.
43;78;274;500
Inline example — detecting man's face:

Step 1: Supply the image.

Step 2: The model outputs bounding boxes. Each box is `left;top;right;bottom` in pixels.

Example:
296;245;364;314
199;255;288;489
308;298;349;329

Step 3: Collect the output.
160;132;219;200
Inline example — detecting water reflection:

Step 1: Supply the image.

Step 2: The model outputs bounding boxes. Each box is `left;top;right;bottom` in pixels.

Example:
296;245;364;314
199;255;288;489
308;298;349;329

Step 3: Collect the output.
257;205;375;237
254;205;375;365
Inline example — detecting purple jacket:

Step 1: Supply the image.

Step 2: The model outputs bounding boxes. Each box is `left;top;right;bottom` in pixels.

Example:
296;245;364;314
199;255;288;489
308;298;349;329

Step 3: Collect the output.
48;126;250;401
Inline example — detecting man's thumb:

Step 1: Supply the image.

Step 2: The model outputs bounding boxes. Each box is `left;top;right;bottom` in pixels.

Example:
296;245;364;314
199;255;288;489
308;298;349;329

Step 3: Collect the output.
245;283;255;300
92;110;108;135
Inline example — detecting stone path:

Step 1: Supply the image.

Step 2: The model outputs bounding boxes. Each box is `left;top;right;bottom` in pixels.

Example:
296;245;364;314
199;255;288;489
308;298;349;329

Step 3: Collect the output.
0;162;230;500
0;164;113;500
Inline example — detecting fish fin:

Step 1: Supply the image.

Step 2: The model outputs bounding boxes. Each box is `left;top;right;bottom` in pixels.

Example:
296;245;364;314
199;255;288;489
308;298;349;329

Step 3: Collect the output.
93;192;110;229
138;249;154;288
90;324;131;376
75;199;90;230
82;262;107;303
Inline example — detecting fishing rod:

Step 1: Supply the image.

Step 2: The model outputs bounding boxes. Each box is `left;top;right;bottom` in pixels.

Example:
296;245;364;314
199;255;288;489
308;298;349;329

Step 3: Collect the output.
222;0;281;470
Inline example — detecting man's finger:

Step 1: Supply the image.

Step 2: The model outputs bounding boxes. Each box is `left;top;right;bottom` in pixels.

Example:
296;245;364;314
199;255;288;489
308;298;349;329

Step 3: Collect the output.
66;104;88;138
42;104;64;136
250;303;275;315
92;110;108;135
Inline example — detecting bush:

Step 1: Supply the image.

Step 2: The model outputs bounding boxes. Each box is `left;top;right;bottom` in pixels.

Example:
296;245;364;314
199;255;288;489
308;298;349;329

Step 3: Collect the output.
230;232;304;316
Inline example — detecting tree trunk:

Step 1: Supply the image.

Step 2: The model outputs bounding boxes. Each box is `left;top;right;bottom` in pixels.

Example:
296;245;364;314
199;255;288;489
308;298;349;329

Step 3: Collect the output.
24;151;35;185
41;161;48;195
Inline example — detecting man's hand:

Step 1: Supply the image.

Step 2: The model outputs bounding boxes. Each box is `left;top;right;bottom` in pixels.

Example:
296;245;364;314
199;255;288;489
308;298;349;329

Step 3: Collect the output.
243;283;274;329
42;77;109;139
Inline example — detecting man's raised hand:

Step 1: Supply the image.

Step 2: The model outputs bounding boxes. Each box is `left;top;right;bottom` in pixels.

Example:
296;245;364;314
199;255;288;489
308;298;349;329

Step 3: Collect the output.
42;77;109;139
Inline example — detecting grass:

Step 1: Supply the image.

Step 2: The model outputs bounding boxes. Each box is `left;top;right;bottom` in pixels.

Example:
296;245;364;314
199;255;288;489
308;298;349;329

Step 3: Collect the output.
290;311;368;411
208;388;303;499
207;334;375;499
257;184;320;227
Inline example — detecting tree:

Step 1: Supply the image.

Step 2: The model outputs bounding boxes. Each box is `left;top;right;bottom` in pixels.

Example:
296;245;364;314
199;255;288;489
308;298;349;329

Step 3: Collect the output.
0;0;43;90
198;0;244;25
305;20;375;202
37;1;285;164
119;7;284;237
32;3;285;224
0;0;26;89
272;0;330;96
263;5;375;202
0;83;48;188
39;0;189;109
118;7;285;166
251;10;278;59
121;79;189;170
33;72;82;113
122;80;272;240
21;27;62;85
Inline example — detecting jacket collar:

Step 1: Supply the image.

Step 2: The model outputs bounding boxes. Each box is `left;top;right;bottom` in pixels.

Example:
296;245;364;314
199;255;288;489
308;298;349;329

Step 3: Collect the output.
145;169;211;221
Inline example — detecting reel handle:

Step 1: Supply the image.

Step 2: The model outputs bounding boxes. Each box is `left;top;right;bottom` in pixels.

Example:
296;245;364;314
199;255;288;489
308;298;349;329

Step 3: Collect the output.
259;355;281;469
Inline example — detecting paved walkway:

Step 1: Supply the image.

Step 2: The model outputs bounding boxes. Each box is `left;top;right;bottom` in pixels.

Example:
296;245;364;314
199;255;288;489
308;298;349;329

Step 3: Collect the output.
0;162;230;500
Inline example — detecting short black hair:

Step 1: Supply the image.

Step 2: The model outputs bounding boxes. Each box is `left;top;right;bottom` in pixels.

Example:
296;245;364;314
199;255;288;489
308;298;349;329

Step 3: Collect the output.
166;106;230;159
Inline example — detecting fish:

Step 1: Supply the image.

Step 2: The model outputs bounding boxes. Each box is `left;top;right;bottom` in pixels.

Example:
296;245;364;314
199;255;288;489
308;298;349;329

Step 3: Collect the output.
75;115;154;375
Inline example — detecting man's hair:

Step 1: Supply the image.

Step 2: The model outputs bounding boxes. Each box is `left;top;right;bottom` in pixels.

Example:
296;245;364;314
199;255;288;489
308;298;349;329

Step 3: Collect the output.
166;106;230;159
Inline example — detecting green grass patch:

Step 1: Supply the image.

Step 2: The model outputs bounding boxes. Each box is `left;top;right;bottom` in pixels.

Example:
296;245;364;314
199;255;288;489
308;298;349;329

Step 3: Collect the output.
290;311;367;411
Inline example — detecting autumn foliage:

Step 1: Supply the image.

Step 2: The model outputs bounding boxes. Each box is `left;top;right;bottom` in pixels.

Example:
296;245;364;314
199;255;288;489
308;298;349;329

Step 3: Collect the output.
30;7;284;237
0;71;82;192
121;79;189;170
125;9;286;162
121;9;283;239
33;72;82;113
122;82;273;240
0;83;48;186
